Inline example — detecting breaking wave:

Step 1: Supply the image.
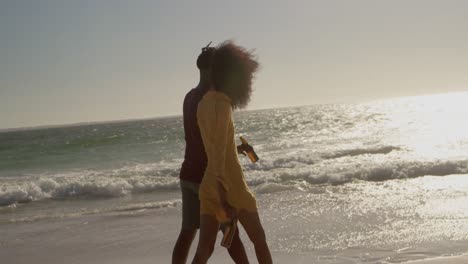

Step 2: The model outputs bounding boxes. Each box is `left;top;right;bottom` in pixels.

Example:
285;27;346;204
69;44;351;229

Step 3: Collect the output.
323;145;402;159
0;163;181;207
249;158;468;186
2;147;468;207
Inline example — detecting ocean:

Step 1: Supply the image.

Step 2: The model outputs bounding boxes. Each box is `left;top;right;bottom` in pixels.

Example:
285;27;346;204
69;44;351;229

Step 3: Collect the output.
1;92;468;263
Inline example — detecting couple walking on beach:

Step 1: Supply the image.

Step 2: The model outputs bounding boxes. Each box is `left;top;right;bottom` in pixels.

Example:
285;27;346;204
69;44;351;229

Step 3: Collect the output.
172;41;273;264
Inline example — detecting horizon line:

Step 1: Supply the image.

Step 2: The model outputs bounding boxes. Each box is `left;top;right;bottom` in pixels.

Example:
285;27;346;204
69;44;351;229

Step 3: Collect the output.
1;90;467;132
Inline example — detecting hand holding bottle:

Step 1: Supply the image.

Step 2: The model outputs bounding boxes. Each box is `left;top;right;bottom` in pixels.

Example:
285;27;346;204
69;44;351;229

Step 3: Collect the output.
238;136;259;163
221;217;238;248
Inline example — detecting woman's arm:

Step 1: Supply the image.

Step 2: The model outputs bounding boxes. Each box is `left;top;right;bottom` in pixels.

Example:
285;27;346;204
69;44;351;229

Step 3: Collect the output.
217;181;236;219
212;99;235;217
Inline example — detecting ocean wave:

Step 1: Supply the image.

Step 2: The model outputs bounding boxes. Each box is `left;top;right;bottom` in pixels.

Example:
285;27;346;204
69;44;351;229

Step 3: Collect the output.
271;158;468;185
0;176;180;207
254;182;299;194
243;155;320;171
323;145;402;159
2;157;468;207
243;145;401;172
0;162;181;207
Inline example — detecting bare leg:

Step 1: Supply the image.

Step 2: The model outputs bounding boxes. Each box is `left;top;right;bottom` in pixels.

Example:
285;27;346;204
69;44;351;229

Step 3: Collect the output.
172;228;197;264
224;224;249;264
192;215;219;264
238;210;272;264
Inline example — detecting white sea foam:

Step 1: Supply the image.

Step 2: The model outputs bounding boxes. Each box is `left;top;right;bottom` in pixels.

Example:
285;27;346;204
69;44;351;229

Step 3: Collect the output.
254;182;299;194
6;199;181;223
2;155;468;207
0;175;180;206
0;162;181;206
267;158;468;185
243;145;403;172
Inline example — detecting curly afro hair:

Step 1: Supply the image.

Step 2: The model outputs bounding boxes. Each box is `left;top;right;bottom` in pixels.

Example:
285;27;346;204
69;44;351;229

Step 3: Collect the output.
211;41;259;109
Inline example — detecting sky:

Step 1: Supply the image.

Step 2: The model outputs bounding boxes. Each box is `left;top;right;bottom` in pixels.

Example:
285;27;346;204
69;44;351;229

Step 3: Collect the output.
1;0;468;129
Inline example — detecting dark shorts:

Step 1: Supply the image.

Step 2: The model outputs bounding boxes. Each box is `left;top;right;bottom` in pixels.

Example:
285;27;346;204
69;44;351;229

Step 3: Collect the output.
180;180;200;230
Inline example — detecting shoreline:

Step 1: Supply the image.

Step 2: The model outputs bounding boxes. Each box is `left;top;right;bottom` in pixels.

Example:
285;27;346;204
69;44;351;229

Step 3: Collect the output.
405;254;468;263
2;204;468;264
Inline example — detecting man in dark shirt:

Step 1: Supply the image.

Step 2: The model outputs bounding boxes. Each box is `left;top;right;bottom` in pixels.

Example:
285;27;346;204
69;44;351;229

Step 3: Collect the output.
172;44;249;264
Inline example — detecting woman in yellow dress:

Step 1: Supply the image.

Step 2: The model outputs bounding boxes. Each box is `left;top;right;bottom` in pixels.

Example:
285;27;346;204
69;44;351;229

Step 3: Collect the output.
192;41;272;264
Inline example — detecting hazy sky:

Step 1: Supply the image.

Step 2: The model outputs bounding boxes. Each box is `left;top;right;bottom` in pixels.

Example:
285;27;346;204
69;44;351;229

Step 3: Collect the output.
1;0;468;129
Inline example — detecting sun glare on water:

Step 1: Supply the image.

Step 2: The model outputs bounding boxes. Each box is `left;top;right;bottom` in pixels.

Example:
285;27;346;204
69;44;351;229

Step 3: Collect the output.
380;91;468;159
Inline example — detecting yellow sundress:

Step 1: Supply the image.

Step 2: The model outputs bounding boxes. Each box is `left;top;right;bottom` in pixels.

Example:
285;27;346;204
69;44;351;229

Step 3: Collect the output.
197;91;257;221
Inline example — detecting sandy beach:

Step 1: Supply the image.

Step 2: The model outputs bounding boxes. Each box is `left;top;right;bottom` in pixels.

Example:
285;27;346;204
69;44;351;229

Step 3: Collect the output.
1;206;275;264
2;191;468;264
